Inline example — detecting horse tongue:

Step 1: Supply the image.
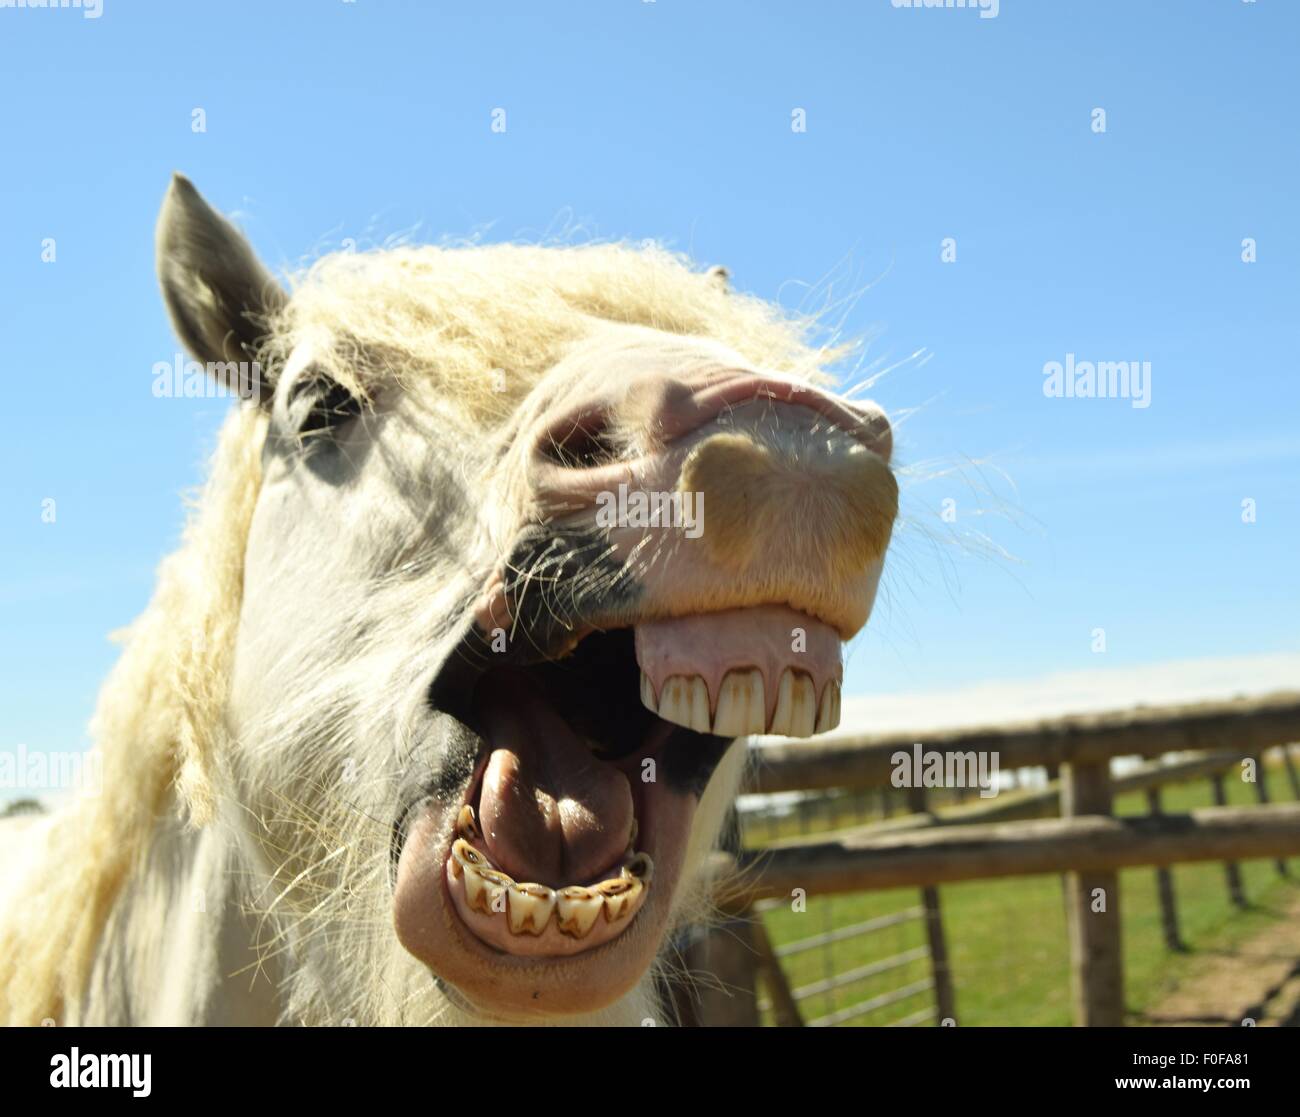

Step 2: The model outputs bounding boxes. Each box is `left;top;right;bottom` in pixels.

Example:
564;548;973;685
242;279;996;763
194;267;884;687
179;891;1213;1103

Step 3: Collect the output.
475;671;633;888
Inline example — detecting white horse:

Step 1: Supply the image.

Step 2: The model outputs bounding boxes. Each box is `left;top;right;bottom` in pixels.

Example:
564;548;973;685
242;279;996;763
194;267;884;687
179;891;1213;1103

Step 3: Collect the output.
0;176;896;1025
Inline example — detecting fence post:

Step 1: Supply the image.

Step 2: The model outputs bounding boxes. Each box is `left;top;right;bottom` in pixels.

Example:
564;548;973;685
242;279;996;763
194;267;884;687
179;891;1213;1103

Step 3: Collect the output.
1209;771;1248;908
1145;787;1184;951
1061;759;1125;1027
1250;751;1289;878
1282;744;1300;801
907;785;958;1025
673;806;761;1026
751;916;803;1027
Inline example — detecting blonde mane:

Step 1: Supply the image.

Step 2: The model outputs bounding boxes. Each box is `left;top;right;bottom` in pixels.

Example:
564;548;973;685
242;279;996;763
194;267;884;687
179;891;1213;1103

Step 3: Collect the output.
0;240;837;1025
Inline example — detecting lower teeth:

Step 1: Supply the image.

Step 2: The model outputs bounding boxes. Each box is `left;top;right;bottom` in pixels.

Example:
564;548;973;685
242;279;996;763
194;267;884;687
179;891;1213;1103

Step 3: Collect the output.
450;832;652;939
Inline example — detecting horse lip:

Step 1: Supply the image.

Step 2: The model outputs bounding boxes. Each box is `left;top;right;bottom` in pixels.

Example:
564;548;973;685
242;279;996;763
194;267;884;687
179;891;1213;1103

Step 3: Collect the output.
389;746;493;889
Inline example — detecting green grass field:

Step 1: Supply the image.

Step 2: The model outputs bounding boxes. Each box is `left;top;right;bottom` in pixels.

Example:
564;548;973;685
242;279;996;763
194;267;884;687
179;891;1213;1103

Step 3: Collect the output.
753;763;1300;1026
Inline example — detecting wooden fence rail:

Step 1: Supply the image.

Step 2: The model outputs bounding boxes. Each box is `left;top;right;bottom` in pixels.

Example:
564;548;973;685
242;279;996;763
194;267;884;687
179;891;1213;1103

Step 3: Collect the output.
717;803;1300;906
758;748;1259;844
749;691;1300;794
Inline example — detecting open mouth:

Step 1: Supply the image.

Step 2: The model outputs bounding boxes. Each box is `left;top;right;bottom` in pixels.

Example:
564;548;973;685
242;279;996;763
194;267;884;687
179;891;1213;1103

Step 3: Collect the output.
392;597;844;1016
438;604;842;959
441;633;666;958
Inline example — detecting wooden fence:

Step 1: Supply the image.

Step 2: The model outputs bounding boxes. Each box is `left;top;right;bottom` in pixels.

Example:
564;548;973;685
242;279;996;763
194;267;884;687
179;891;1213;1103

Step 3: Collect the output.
685;690;1300;1027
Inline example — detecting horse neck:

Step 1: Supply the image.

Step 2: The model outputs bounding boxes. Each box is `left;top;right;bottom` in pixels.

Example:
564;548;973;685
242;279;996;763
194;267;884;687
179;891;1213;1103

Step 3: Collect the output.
76;809;282;1026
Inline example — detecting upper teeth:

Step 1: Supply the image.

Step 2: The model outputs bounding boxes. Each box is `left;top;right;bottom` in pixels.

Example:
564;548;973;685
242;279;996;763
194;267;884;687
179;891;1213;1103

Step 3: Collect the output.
642;668;839;737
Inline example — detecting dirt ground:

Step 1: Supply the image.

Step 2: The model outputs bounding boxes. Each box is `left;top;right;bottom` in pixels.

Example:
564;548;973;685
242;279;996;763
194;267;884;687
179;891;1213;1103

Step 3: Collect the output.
1136;893;1300;1027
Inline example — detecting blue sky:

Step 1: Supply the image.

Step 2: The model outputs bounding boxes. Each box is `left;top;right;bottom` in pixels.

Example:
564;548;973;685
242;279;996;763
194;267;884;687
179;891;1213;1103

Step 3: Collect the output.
1;0;1296;760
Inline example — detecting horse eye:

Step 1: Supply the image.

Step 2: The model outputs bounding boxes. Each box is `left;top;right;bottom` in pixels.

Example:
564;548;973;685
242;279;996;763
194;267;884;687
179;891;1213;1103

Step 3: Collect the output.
289;376;364;437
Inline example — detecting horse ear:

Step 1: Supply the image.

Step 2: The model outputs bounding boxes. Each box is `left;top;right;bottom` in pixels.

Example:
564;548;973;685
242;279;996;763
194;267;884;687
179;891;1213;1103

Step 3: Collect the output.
155;173;286;405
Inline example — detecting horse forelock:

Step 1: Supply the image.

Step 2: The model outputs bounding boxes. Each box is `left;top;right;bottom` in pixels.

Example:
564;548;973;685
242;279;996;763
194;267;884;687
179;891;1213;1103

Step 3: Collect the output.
259;240;838;422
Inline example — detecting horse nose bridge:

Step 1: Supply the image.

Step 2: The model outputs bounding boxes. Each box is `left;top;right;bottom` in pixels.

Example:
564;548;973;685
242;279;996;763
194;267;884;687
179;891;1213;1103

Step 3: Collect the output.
531;370;893;472
663;373;893;464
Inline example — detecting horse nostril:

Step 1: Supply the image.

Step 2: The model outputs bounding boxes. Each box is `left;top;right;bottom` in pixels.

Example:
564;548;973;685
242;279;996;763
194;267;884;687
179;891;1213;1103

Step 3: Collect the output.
538;408;621;470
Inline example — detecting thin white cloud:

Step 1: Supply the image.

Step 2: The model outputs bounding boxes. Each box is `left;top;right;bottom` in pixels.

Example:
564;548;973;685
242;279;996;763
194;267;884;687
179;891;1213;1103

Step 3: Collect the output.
1003;437;1300;481
825;651;1300;738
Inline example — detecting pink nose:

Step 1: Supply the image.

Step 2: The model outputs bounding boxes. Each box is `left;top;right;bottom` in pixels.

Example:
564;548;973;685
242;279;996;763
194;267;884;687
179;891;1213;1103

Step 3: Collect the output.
535;372;892;471
656;374;892;461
